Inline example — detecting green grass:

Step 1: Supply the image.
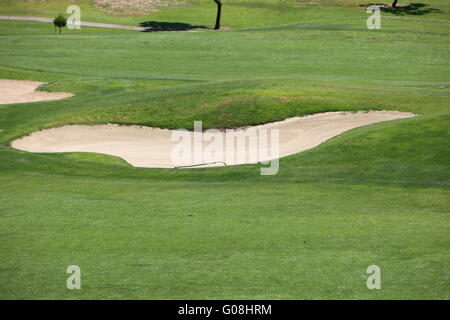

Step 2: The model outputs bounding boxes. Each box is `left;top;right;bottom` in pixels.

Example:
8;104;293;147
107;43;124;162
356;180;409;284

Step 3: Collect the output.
0;0;370;29
0;0;449;299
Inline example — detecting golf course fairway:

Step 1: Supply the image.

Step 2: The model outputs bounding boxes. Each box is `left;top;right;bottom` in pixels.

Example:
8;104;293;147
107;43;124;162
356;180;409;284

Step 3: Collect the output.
0;0;448;300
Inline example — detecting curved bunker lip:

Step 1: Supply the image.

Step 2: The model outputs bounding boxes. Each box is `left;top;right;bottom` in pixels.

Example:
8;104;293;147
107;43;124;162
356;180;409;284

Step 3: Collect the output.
11;111;416;168
0;79;74;105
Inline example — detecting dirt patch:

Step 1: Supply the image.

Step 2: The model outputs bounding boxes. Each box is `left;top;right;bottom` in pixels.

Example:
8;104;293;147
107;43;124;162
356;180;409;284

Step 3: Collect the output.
94;0;188;15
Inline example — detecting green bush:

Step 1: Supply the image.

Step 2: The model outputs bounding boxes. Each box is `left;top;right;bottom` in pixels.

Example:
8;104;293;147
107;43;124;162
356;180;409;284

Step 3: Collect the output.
53;14;67;34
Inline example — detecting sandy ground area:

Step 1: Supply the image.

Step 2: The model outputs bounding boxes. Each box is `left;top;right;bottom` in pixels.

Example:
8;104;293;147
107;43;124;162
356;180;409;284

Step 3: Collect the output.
94;0;186;15
11;111;415;168
0;79;73;105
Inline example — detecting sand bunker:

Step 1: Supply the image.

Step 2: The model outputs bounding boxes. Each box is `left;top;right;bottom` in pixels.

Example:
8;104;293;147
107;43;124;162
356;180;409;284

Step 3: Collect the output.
11;111;415;168
0;79;73;105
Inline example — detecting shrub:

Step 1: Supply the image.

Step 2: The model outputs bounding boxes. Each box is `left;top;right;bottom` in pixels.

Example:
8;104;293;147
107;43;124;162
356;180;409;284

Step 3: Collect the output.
53;14;67;34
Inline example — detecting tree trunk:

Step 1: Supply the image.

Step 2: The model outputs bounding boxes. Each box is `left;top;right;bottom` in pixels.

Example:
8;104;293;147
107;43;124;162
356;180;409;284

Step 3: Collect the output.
214;0;222;30
392;0;398;8
59;26;62;34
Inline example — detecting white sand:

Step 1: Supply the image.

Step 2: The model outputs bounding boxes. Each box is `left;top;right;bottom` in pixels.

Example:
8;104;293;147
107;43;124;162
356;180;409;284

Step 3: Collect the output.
11;111;415;168
0;79;73;105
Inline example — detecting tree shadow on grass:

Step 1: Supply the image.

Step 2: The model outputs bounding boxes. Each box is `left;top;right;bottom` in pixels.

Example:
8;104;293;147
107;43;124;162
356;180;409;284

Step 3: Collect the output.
360;3;441;15
139;21;208;32
382;3;441;15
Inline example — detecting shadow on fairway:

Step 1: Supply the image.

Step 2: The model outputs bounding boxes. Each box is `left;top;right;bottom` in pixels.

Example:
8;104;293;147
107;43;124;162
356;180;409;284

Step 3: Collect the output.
360;3;441;15
139;21;208;32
